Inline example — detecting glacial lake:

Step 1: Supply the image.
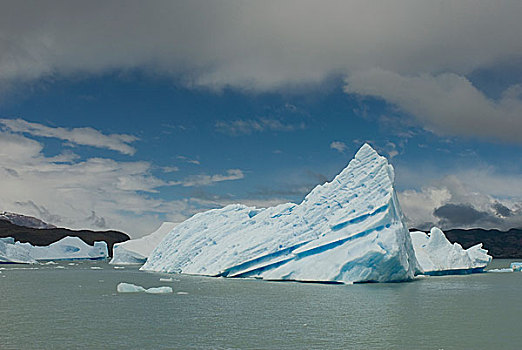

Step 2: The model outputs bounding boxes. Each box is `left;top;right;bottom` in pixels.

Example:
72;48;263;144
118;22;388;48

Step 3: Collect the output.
1;259;521;350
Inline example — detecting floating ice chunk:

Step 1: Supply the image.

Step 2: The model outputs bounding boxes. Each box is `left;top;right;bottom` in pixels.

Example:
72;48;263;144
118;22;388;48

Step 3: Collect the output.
145;286;173;294
176;291;188;295
510;262;522;271
90;266;102;270
117;282;146;293
113;266;125;269
110;222;177;265
116;282;173;294
142;144;420;283
159;277;173;282
411;227;491;275
488;268;513;273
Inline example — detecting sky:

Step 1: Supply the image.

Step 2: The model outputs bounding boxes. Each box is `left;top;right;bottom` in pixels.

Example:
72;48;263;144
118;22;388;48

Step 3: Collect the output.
1;1;522;237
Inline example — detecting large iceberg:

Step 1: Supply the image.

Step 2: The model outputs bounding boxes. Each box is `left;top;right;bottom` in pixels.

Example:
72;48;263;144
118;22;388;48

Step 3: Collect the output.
142;144;420;283
410;227;491;275
0;236;108;263
110;222;177;265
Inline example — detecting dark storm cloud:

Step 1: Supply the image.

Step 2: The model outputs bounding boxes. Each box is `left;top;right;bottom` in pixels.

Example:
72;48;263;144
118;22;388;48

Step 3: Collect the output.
492;202;512;217
433;203;500;227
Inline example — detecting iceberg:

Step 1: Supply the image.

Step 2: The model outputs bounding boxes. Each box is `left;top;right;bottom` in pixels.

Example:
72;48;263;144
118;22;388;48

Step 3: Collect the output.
0;236;108;263
410;227;491;275
110;222;177;265
142;144;420;283
0;237;37;264
30;236;108;261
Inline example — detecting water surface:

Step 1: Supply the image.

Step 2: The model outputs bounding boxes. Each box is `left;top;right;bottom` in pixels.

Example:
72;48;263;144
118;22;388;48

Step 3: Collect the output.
1;259;521;349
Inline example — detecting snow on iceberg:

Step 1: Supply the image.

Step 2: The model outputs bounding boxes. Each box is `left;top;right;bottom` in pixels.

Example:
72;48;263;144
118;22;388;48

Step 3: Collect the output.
410;227;491;275
0;237;37;264
141;144;420;283
0;236;108;263
110;222;177;265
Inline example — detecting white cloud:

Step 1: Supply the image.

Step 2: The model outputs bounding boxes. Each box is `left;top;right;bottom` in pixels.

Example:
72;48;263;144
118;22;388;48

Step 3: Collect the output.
344;70;522;143
0;130;189;236
177;169;244;187
0;118;137;155
330;141;347;153
0;126;249;236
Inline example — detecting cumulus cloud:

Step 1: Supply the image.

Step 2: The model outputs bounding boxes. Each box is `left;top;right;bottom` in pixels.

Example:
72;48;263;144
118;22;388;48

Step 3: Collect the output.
330;141;347;153
344;70;522;143
0;118;137;155
0;128;244;236
215;118;305;136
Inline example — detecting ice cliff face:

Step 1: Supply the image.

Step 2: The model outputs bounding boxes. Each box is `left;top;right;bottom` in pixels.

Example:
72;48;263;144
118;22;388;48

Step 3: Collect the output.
411;227;491;275
142;144;420;283
110;222;177;265
0;236;108;263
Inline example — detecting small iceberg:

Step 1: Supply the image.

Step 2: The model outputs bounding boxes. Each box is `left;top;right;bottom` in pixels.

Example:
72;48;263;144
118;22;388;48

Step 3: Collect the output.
117;282;146;293
0;237;37;264
410;227;491;276
116;282;173;294
159;277;173;282
145;286;173;294
510;262;522;272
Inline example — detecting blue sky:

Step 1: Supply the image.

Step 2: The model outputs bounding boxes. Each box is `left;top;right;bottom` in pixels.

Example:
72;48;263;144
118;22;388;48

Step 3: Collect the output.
1;1;521;236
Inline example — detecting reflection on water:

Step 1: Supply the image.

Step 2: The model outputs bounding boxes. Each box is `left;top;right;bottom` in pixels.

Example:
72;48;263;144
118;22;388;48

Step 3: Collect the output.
1;259;521;349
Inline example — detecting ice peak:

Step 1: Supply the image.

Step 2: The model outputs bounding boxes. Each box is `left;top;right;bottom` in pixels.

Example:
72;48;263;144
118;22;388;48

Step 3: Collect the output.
355;143;379;159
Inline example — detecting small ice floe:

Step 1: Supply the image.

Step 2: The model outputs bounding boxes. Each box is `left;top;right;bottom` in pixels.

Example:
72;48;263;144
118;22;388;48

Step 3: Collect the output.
90;266;102;270
44;261;57;265
55;265;65;269
159;277;173;282
117;283;145;293
117;282;173;294
488;268;513;273
510;262;522;272
68;263;77;266
145;286;173;294
176;291;188;295
113;266;125;269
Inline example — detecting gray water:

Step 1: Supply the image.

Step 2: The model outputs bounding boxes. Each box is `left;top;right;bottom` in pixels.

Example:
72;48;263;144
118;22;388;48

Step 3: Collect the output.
1;259;521;350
